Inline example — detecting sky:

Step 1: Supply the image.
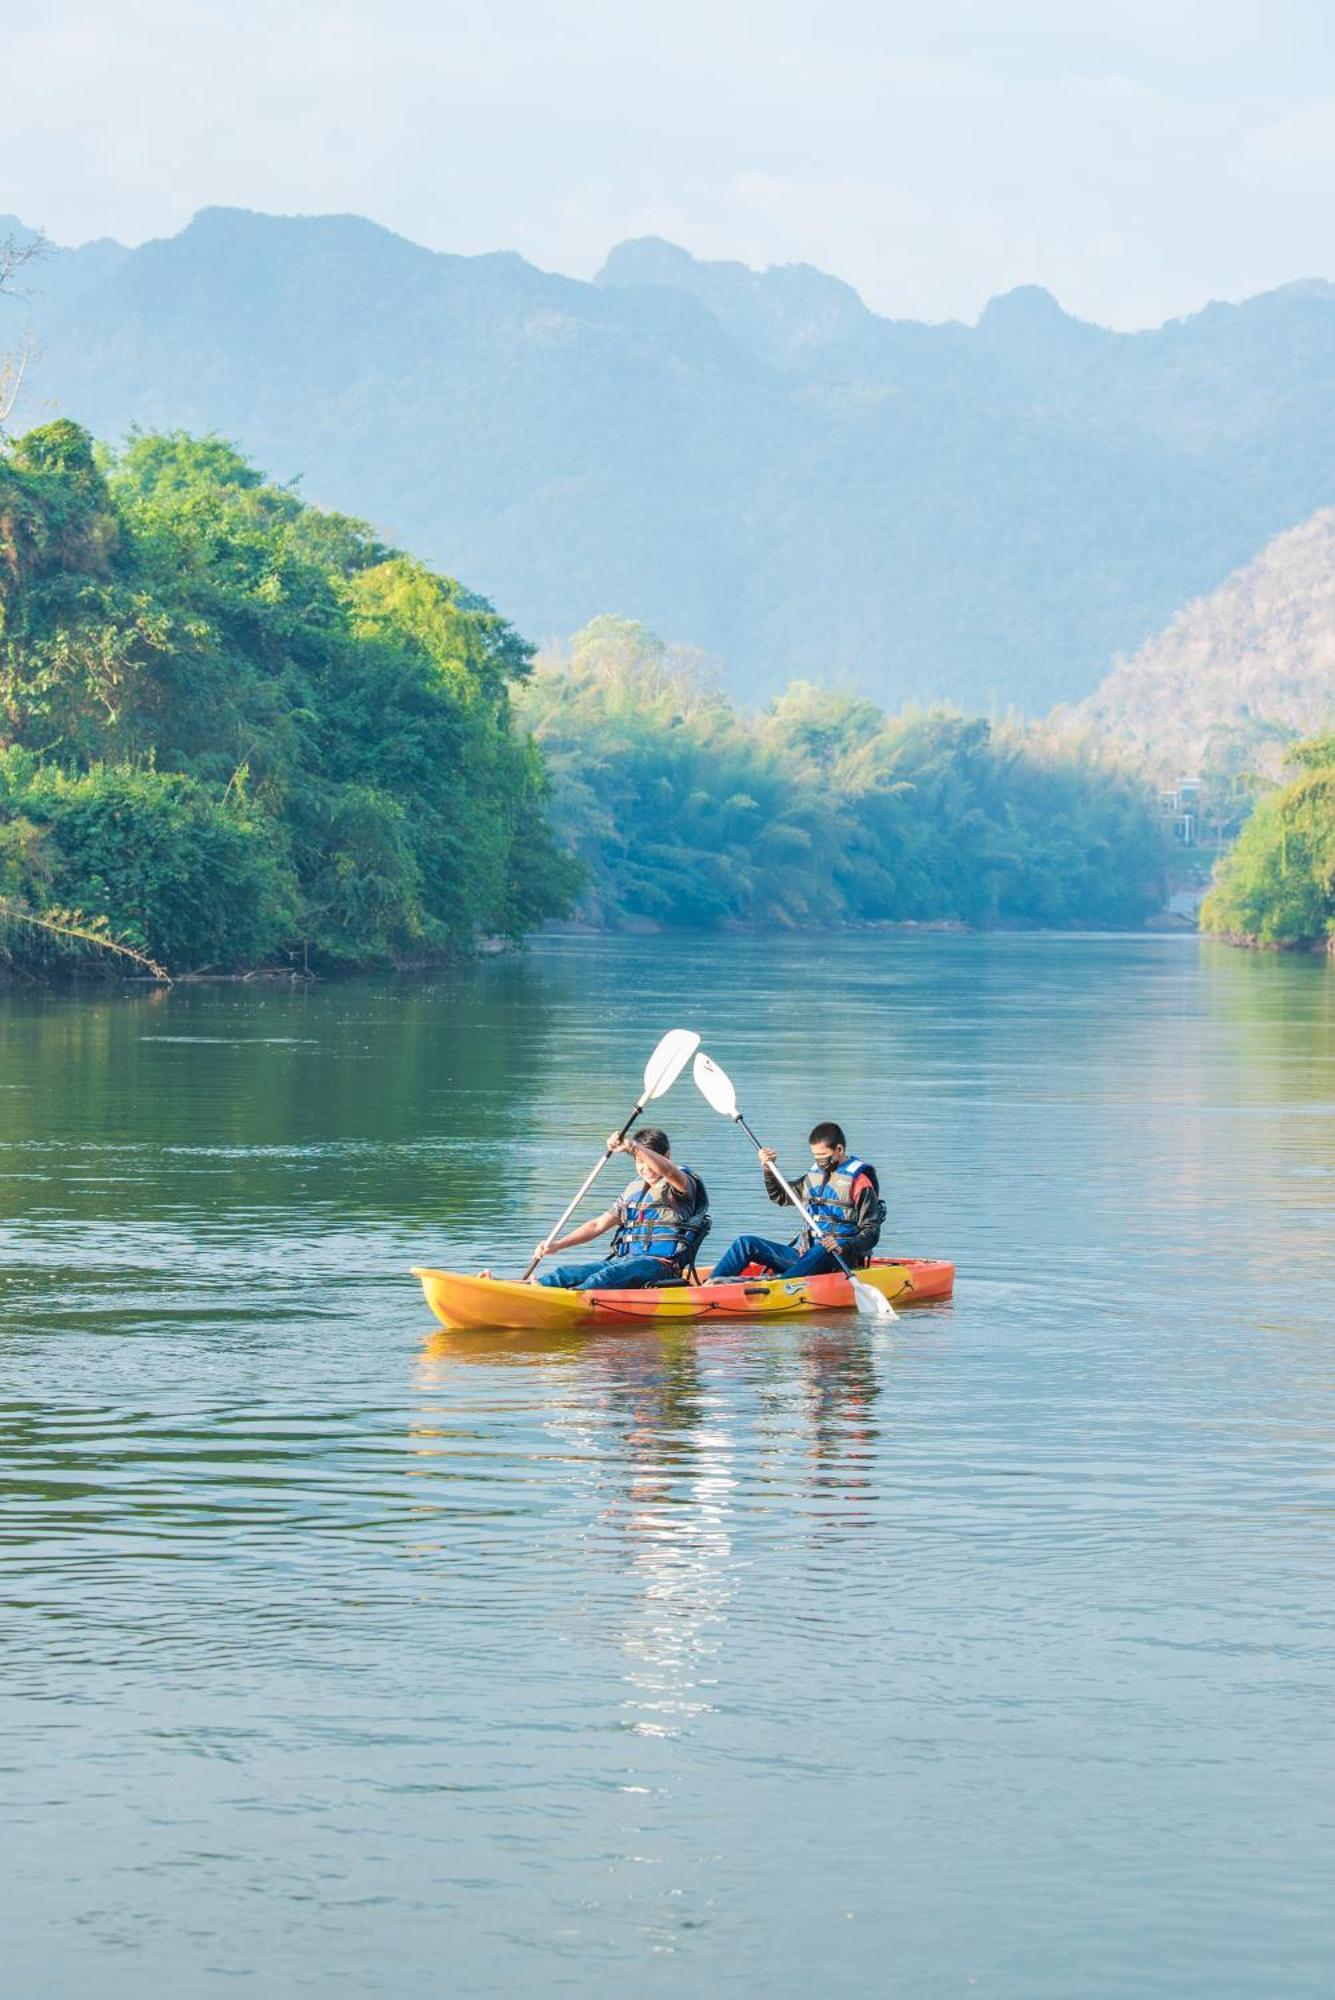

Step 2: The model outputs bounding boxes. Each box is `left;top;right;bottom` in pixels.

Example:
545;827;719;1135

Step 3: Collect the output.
4;0;1335;328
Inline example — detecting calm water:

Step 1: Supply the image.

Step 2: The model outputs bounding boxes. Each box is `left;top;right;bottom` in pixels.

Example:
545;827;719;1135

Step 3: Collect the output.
2;934;1333;1998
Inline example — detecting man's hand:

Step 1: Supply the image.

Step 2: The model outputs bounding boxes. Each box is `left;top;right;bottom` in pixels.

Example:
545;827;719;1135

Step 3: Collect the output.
758;1146;777;1167
533;1238;553;1262
819;1231;839;1253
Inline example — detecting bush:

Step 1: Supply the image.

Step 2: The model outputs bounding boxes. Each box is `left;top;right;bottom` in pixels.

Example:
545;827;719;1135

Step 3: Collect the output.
0;750;293;972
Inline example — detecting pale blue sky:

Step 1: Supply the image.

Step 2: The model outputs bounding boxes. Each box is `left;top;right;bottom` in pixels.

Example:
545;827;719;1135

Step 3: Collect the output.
5;0;1335;327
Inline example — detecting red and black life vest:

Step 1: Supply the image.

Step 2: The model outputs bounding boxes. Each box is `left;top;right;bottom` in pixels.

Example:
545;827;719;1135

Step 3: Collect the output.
799;1157;883;1262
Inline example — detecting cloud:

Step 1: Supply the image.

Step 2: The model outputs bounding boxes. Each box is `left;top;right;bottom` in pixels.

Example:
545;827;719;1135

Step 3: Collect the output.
1243;97;1335;183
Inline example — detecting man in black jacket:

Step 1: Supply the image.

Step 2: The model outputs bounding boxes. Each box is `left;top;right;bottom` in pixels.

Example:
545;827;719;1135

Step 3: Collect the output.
708;1121;883;1280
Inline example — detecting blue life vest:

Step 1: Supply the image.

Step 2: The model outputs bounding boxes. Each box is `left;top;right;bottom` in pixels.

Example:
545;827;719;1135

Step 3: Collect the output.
800;1157;882;1261
613;1170;711;1269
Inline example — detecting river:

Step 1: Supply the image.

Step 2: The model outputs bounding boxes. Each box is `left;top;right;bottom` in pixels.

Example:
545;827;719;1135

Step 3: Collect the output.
2;933;1333;1997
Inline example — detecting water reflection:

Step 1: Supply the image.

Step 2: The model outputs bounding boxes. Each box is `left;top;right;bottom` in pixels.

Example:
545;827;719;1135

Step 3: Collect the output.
413;1319;894;1764
409;1328;734;1797
0;970;563;1242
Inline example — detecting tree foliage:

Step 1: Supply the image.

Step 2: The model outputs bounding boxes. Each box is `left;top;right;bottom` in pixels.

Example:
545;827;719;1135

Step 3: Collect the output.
0;421;577;974
0;423;1181;978
519;619;1170;930
1200;734;1335;947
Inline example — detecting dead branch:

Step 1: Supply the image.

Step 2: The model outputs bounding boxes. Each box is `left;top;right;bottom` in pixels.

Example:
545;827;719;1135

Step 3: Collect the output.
0;900;174;982
0;230;50;438
0;330;35;428
0;229;50;298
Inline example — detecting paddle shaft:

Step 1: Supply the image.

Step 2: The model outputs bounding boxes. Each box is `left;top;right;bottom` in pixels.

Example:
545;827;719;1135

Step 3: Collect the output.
729;1111;862;1286
519;1102;644;1281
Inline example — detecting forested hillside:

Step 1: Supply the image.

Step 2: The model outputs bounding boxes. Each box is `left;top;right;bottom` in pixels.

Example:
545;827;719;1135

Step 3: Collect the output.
518;619;1169;930
1066;509;1335;785
0;421;575;975
12;208;1335;713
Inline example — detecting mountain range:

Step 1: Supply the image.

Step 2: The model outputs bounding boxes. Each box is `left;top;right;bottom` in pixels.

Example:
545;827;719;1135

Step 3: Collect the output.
7;206;1335;714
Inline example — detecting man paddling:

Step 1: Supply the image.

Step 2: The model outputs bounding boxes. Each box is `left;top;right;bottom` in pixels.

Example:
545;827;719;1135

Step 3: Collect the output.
708;1121;884;1280
532;1128;710;1290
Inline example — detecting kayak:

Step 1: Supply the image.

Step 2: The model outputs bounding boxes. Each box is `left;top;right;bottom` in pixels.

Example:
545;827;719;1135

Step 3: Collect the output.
411;1257;954;1332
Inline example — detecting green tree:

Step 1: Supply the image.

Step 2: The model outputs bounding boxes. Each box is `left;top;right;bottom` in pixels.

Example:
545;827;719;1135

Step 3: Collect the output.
517;619;1170;932
0;422;576;975
1201;733;1335;946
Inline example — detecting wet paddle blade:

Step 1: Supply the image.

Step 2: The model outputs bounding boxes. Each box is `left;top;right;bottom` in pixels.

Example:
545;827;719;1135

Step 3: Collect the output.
692;1050;738;1118
852;1275;897;1322
643;1029;701;1102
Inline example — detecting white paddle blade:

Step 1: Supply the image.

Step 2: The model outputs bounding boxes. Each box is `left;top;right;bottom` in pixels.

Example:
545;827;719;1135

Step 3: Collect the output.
642;1028;701;1102
852;1275;897;1322
692;1051;738;1118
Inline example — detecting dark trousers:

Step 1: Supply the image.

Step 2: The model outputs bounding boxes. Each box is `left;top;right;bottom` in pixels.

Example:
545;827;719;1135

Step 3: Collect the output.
709;1234;843;1281
537;1255;676;1291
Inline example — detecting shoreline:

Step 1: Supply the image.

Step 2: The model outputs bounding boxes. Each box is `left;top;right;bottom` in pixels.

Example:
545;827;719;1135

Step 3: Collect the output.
1;920;1222;991
1202;930;1335;956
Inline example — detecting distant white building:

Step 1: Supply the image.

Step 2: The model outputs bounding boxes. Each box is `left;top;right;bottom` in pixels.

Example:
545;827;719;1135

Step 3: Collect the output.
1160;776;1201;845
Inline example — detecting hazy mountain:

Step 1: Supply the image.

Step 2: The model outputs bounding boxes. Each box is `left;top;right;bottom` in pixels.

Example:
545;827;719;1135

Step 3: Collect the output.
12;206;1335;712
596;235;873;365
1065;508;1335;782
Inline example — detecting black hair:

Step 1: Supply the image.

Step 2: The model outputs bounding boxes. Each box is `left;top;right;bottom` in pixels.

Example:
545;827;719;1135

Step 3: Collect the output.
807;1121;846;1149
631;1126;670;1155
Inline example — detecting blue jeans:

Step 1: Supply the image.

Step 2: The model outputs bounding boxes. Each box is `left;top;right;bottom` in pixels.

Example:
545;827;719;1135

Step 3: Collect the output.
709;1234;843;1281
538;1255;677;1291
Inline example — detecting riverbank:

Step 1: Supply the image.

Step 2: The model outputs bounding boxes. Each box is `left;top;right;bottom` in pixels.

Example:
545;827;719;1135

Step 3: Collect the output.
1205;930;1335;955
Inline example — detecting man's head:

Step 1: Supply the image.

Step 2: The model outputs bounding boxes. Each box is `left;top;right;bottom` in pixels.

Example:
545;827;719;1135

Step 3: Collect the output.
808;1121;847;1170
630;1126;670;1176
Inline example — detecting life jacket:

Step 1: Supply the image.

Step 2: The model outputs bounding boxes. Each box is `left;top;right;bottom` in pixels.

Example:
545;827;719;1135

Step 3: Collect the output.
800;1157;884;1264
613;1170;711;1270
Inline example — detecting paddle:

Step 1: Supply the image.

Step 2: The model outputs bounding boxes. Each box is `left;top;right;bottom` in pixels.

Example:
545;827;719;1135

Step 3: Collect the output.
520;1028;701;1280
691;1051;896;1321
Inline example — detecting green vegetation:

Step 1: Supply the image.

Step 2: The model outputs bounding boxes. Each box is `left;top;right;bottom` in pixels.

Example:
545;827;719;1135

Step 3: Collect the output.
0;424;1177;978
0;420;577;975
1201;735;1335;949
519;619;1170;930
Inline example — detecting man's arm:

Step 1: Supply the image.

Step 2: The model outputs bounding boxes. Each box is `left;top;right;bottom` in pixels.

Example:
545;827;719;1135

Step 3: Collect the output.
621;1137;690;1195
759;1148;798;1209
534;1205;619;1262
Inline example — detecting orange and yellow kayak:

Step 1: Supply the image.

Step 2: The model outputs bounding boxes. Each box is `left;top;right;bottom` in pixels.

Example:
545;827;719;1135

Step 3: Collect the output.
411;1258;954;1332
